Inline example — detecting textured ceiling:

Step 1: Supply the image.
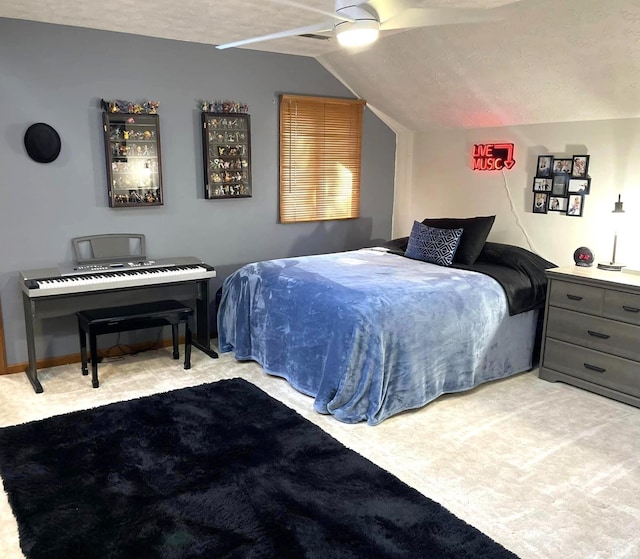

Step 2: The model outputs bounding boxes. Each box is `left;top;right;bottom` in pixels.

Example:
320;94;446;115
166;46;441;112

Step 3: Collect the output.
2;0;640;131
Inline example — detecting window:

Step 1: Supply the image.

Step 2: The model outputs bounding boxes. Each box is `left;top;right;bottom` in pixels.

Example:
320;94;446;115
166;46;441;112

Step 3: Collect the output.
279;94;365;224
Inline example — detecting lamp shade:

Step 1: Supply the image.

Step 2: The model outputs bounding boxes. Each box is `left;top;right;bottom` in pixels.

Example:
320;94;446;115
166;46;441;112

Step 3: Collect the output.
613;194;625;213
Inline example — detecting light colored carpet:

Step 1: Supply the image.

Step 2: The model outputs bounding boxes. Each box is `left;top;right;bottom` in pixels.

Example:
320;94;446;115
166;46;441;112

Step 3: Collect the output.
0;345;638;559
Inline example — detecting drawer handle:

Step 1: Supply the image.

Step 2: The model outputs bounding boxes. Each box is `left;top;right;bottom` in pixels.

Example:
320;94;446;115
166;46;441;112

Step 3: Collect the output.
583;363;606;374
622;305;640;313
566;294;583;301
587;330;610;340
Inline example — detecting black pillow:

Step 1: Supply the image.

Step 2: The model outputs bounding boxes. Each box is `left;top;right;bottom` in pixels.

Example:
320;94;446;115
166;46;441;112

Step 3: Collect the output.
381;236;409;255
421;215;495;265
477;242;557;270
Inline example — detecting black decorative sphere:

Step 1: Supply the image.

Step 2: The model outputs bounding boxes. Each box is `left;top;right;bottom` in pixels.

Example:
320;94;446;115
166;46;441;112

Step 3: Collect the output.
573;247;594;267
24;123;61;163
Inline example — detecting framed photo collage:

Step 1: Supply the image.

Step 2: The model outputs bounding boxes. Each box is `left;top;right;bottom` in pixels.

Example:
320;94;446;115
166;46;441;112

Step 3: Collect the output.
533;154;590;217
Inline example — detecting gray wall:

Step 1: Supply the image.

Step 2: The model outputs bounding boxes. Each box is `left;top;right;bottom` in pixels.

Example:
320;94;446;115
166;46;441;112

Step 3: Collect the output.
0;18;396;365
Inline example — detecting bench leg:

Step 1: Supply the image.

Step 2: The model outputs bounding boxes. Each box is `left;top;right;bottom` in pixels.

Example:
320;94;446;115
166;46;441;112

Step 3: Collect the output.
184;320;192;370
171;323;179;359
89;331;99;388
78;324;88;376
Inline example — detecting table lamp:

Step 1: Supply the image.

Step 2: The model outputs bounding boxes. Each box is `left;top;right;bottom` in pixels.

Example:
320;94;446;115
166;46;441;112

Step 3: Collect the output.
597;195;625;271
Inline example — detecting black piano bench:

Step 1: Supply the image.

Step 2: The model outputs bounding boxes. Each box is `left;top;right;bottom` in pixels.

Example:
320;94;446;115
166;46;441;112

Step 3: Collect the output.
76;300;194;388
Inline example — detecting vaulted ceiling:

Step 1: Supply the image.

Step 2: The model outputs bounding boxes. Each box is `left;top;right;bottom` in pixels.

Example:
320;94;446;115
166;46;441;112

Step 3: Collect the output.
2;0;639;131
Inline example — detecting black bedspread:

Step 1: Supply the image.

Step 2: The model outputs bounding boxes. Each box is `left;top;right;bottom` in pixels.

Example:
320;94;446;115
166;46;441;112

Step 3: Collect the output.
382;240;556;316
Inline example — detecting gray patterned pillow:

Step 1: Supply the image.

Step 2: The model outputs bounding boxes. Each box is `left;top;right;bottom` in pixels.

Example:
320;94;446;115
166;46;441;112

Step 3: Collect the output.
404;221;463;266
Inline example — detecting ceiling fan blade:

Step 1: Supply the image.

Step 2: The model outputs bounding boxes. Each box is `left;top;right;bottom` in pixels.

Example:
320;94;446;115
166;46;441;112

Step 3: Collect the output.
267;0;354;22
379;7;500;31
216;20;334;50
364;0;415;23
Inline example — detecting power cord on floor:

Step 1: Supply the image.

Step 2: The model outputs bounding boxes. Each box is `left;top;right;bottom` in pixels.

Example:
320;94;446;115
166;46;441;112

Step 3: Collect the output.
99;327;165;361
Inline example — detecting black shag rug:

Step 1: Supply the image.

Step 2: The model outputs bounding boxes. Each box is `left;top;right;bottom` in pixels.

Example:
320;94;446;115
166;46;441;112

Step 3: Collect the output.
0;379;518;558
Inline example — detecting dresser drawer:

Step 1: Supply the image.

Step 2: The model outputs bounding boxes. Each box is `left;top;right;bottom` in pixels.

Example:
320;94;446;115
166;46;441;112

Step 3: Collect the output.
544;338;640;398
548;280;603;315
546;307;640;361
603;289;640;326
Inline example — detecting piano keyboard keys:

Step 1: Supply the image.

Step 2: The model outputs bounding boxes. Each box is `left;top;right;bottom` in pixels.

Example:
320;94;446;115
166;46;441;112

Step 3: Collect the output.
23;262;216;297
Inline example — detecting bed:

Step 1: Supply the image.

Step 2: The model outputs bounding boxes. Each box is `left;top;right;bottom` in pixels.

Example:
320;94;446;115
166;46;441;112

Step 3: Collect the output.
217;220;555;425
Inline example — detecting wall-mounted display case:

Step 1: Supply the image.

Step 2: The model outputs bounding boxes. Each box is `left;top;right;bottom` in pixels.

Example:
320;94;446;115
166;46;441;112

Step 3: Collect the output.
102;112;163;207
201;113;251;199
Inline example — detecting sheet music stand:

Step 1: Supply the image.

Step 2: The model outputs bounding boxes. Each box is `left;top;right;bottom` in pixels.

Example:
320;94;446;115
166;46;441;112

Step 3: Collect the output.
72;234;146;266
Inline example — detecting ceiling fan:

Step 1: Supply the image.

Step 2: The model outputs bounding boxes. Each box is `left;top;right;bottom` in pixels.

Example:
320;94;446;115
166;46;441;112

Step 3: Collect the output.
216;0;504;51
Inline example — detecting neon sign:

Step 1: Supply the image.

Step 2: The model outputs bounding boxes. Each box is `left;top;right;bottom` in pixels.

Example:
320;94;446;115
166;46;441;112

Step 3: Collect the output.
472;143;515;171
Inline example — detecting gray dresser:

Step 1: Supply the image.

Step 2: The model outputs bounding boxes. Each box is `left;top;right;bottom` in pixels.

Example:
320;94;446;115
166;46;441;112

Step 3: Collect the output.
539;265;640;408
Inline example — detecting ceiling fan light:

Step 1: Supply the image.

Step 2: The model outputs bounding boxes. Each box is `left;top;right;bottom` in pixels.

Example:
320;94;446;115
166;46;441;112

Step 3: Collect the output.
336;20;380;47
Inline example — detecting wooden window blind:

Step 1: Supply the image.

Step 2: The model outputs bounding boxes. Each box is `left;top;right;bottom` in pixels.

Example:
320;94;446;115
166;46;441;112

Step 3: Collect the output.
279;94;365;224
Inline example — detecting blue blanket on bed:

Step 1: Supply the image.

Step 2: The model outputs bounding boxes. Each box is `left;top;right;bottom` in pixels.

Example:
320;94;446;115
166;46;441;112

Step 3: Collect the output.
218;248;534;425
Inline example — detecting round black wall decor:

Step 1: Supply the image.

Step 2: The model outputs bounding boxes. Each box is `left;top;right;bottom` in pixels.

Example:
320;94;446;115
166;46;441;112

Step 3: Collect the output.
23;123;61;163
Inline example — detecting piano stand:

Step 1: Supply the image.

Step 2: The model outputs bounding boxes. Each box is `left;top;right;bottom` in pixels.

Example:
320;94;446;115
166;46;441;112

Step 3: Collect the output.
23;291;43;393
77;300;193;388
192;341;218;359
22;267;218;393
